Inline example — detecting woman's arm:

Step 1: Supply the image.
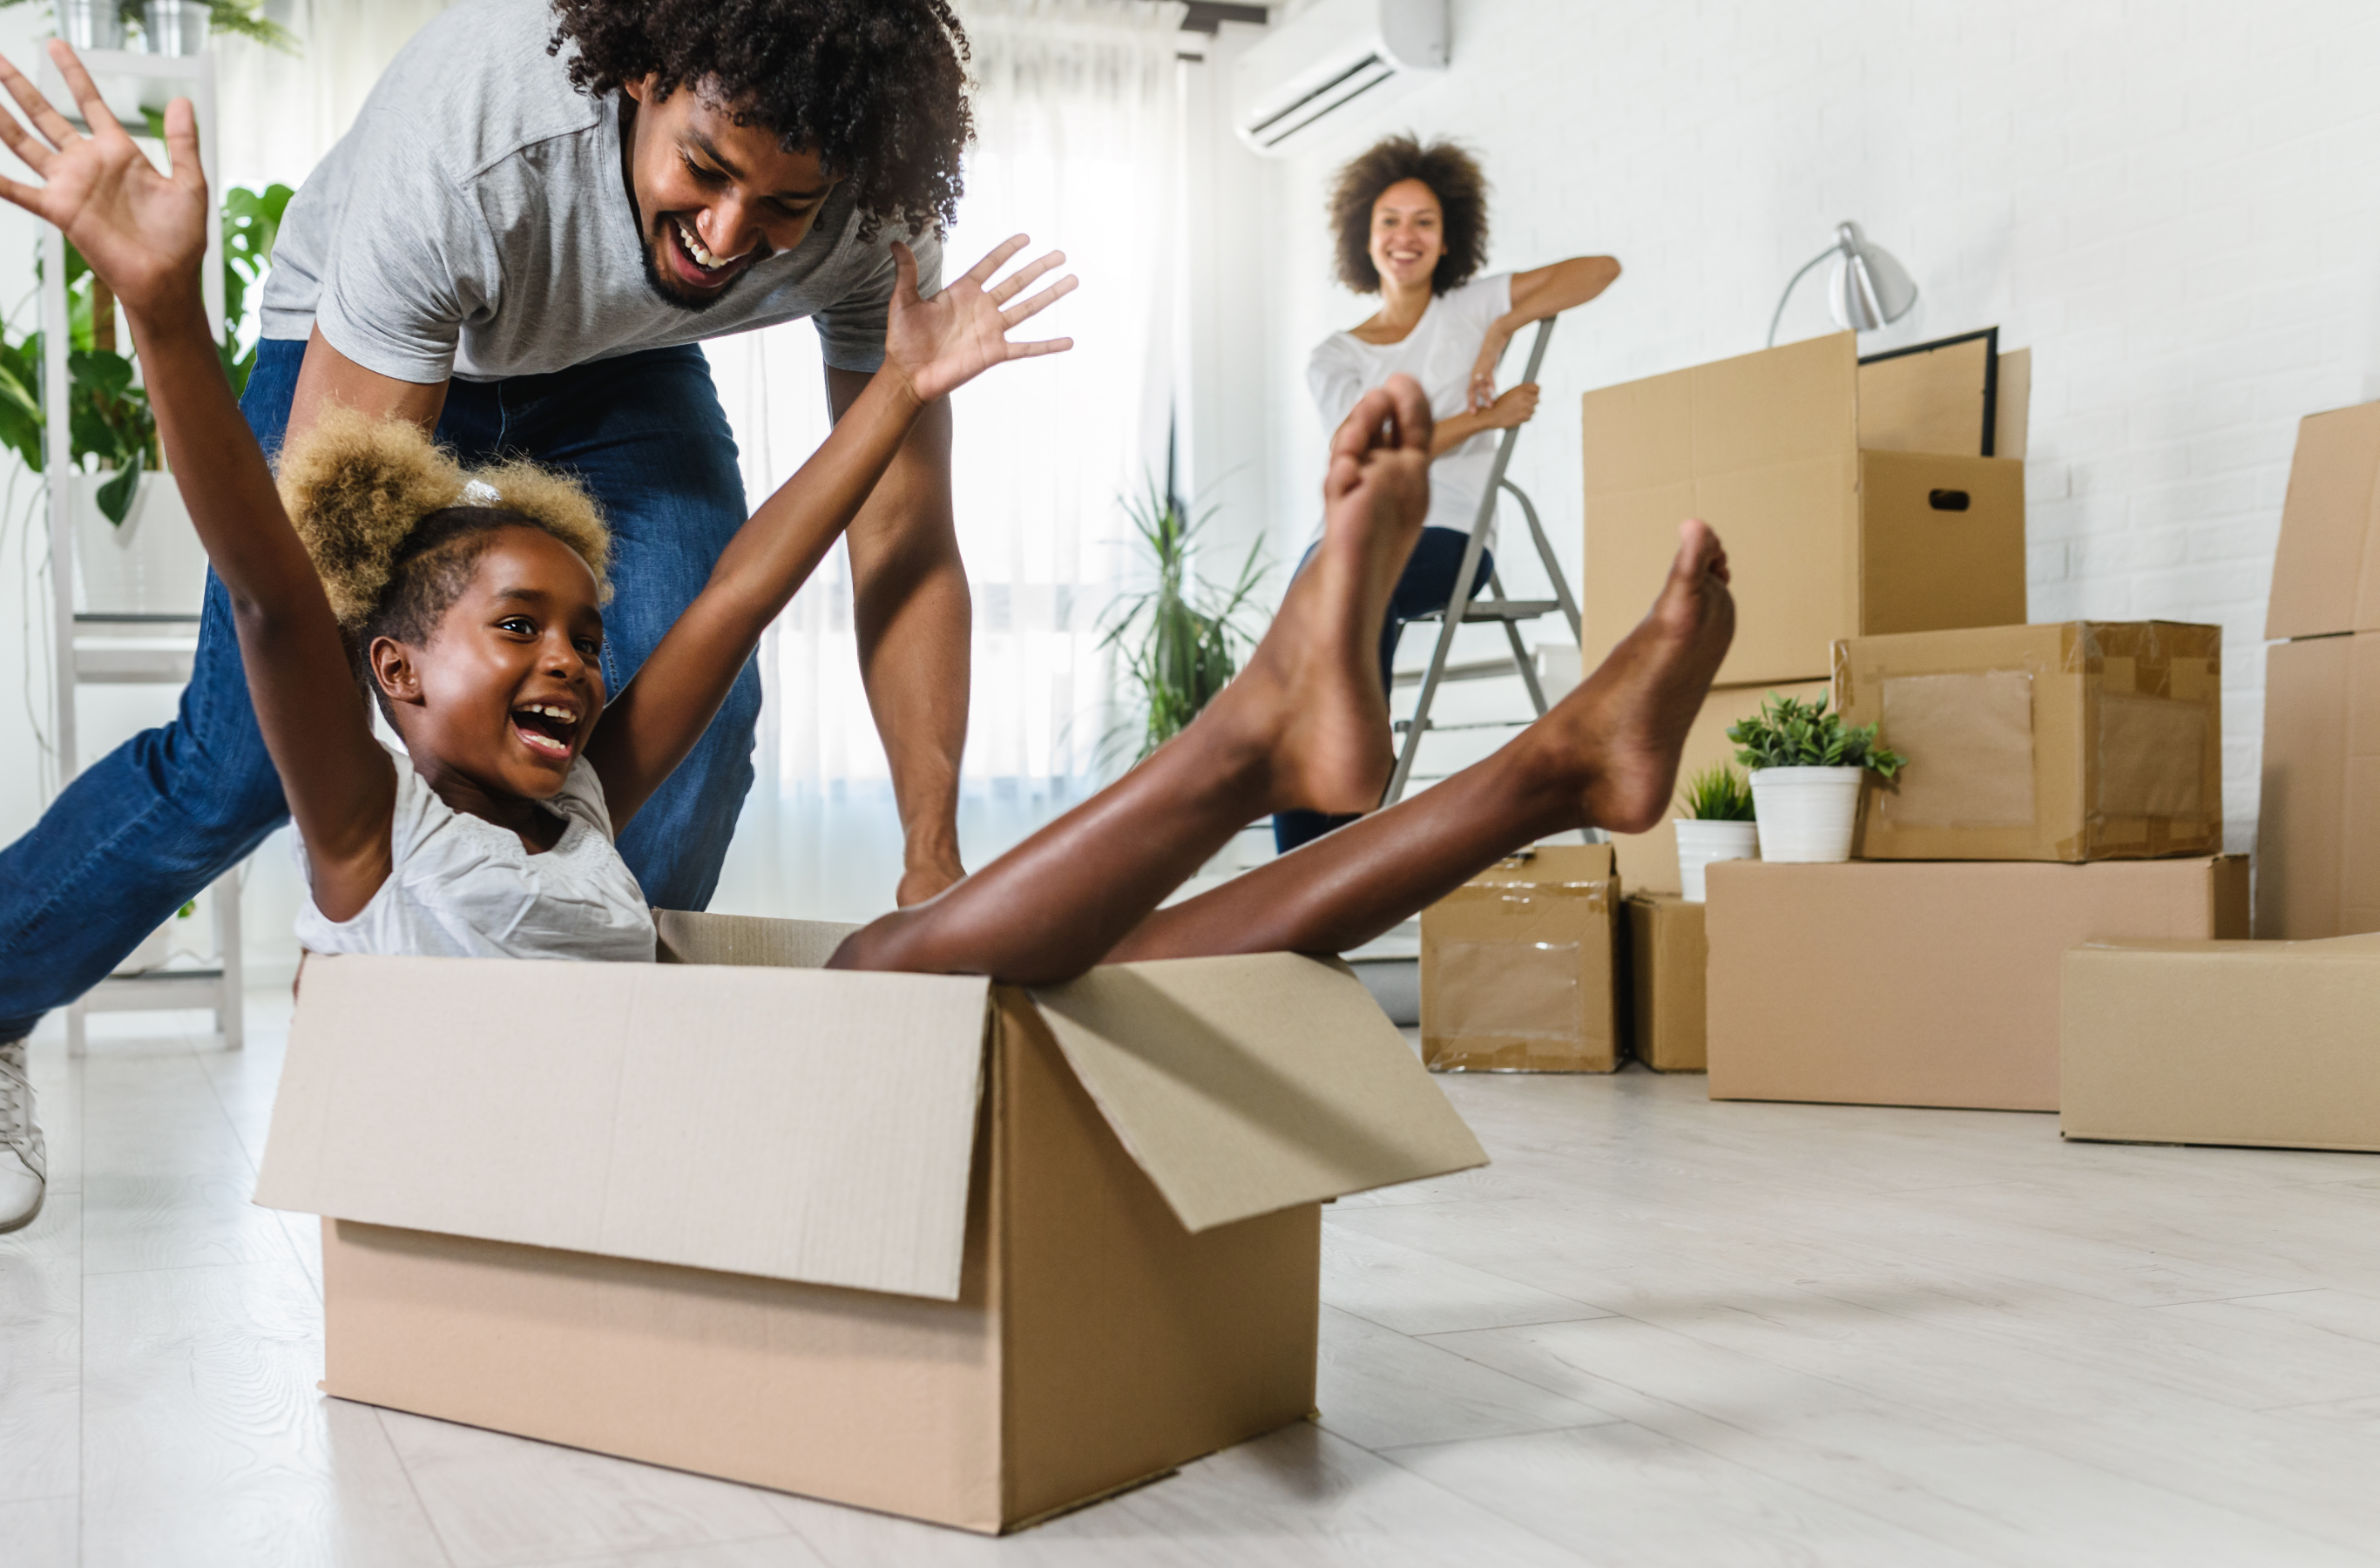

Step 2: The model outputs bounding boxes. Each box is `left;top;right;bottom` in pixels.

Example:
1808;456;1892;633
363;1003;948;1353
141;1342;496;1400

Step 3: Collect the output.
1429;382;1541;457
586;237;1072;828
0;46;397;916
1466;255;1622;411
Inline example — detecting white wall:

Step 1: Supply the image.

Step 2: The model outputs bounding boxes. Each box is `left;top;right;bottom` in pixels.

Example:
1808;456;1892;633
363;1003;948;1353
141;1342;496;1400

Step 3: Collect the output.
1195;0;2380;852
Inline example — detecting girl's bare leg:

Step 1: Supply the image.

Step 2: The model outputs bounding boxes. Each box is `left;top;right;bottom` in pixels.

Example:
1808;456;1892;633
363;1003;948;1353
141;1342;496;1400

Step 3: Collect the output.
828;377;1436;984
1105;518;1735;963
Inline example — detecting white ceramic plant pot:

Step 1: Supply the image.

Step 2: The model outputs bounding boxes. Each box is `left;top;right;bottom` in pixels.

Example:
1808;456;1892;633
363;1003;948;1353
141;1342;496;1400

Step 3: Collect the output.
74;472;209;618
1674;818;1760;902
1748;766;1863;862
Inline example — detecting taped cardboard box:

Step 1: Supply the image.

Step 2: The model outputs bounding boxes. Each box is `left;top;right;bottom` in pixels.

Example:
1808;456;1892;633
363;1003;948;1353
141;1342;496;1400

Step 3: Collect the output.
252;912;1487;1535
1612;678;1829;895
1836;621;2223;862
2265;399;2380;641
2256;632;2380;938
1581;330;2026;688
1421;843;1621;1072
1624;893;1707;1071
2063;935;2380;1153
1705;856;2248;1112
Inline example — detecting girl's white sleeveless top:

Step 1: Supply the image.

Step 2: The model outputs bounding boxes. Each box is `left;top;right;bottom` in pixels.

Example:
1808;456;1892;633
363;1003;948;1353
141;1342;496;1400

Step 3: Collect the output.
294;747;657;963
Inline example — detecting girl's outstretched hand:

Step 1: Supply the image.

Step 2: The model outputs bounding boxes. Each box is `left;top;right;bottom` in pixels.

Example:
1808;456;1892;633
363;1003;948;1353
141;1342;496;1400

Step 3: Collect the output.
883;234;1076;405
0;42;208;321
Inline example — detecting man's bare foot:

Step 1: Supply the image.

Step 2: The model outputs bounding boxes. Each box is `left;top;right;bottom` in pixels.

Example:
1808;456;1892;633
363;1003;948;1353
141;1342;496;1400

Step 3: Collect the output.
1208;374;1433;814
1525;518;1735;835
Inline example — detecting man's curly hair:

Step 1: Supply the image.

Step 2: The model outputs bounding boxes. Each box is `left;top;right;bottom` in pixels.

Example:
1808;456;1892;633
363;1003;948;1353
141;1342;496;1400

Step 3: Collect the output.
1329;135;1491;295
550;0;973;241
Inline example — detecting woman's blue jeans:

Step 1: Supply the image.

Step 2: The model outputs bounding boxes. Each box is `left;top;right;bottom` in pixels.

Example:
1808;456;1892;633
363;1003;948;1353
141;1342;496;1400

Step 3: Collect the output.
0;338;757;1037
1271;525;1494;854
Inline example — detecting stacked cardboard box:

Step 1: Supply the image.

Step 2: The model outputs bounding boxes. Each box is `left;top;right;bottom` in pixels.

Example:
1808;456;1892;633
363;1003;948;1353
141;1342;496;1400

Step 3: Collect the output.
2256;400;2380;937
1591;329;2030;896
253;913;1486;1533
1587;329;2029;1068
1707;856;2248;1111
1421;844;1623;1071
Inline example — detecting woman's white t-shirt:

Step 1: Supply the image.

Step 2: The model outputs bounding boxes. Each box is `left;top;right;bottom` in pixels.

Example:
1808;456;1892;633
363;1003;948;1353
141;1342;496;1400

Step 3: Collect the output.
293;747;657;963
1307;273;1514;541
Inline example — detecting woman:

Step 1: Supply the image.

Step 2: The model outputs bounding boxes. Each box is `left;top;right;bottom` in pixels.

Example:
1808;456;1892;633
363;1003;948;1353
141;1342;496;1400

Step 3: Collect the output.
1275;135;1620;852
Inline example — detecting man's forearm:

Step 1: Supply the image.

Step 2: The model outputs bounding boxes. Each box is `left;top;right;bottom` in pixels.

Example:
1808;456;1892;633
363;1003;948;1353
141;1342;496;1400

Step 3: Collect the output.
828;369;970;903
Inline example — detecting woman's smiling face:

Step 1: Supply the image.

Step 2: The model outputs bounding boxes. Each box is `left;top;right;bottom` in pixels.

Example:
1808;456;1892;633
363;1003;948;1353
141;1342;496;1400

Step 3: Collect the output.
1368;178;1446;292
368;527;610;802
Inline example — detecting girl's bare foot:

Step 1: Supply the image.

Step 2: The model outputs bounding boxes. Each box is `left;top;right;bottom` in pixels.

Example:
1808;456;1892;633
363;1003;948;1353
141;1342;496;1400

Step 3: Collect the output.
1204;375;1433;814
1525;518;1736;834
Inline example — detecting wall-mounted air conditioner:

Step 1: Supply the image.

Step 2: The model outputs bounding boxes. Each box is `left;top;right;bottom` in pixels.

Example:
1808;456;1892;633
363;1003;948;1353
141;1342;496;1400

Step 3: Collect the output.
1230;0;1447;158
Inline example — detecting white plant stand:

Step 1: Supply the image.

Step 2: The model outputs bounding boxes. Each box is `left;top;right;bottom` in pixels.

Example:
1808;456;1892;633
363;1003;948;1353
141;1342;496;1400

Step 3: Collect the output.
38;47;243;1056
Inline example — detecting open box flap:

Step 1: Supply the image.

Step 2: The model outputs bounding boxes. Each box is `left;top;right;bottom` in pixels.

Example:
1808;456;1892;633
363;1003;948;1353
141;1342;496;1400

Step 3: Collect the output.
254;955;991;1301
1026;953;1488;1233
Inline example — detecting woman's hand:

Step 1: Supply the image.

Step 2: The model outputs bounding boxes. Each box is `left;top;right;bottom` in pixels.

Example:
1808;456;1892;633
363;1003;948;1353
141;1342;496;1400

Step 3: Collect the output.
1478;382;1540;430
882;234;1077;406
1467;330;1512;411
0;43;208;323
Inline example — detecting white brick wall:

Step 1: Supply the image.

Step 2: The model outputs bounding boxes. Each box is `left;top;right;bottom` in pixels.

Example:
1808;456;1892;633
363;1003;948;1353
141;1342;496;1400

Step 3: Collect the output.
1193;0;2380;851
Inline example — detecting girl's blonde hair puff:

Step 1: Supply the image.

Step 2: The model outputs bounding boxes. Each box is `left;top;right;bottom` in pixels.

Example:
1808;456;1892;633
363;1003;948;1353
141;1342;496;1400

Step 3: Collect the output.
276;408;612;634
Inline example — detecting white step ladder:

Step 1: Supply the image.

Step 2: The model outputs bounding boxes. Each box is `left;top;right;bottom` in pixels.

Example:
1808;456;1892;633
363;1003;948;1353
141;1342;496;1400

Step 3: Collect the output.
1383;315;1583;807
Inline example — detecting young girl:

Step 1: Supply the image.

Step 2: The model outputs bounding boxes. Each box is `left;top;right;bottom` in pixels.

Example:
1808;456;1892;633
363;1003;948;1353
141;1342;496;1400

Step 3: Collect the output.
0;45;1075;963
3;44;1739;992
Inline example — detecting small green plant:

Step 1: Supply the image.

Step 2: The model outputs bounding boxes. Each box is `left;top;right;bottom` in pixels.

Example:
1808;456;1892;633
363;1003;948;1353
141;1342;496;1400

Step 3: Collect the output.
1676;762;1755;821
1099;479;1268;764
1726;692;1907;781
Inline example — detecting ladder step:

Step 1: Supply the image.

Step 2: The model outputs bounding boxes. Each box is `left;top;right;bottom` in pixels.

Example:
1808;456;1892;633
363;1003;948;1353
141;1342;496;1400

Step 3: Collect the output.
1389;656;1519;689
1410;599;1563;624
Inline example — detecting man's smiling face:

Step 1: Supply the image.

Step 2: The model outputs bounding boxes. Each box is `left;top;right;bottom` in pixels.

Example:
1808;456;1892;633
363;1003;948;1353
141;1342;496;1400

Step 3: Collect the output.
619;77;841;312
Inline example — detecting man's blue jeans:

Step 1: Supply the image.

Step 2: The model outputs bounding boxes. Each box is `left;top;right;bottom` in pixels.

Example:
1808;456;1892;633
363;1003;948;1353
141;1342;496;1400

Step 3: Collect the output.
0;338;758;1038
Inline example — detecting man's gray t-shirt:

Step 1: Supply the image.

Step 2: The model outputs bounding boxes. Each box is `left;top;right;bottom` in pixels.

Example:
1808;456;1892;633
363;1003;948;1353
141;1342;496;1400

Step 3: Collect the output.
260;0;942;383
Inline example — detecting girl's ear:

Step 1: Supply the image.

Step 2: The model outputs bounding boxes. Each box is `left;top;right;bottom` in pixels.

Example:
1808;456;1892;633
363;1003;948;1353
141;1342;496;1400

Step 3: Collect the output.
368;637;426;707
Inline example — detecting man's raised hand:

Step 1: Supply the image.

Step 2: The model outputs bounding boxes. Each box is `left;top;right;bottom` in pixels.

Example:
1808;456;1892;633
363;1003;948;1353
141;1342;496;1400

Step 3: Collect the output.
0;42;208;321
883;234;1076;405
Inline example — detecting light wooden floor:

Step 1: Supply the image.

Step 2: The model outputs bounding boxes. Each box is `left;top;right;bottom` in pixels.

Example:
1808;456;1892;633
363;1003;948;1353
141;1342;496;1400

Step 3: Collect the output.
9;997;2380;1567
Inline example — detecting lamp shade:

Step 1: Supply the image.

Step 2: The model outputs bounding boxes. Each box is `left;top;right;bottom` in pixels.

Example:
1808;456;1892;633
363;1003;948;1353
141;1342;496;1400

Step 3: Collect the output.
1826;221;1917;332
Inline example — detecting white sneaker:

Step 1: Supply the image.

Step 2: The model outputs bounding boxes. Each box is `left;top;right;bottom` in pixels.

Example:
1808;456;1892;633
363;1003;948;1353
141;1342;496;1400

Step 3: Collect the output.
0;1037;45;1234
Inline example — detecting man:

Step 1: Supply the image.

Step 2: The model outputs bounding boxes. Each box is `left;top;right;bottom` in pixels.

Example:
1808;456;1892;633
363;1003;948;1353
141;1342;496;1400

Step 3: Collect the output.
0;0;983;1232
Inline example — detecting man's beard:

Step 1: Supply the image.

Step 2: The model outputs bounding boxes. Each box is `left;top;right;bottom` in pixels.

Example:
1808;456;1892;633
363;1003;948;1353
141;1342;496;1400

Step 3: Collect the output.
639;223;751;314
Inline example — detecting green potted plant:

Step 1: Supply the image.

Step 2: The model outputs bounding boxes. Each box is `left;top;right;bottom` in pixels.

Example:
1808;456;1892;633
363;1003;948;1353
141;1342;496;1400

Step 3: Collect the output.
0;183;292;612
1099;478;1268;765
1725;692;1907;862
1673;762;1756;901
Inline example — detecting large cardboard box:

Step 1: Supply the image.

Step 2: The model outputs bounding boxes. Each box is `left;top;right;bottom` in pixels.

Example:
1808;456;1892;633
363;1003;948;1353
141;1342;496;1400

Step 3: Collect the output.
1613;678;1829;895
1704;856;2248;1112
2257;632;2380;937
1581;330;2026;687
1421;843;1621;1071
1624;893;1707;1071
1836;621;2223;862
2265;400;2380;642
253;913;1486;1535
2063;934;2380;1152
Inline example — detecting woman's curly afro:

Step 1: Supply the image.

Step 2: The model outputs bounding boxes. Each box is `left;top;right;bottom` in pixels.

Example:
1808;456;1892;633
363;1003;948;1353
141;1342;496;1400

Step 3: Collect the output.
1329;135;1491;296
550;0;974;241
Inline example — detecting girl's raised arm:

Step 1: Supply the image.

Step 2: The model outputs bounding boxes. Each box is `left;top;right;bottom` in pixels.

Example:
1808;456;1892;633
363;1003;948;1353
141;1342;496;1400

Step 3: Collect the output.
0;44;397;916
585;236;1074;828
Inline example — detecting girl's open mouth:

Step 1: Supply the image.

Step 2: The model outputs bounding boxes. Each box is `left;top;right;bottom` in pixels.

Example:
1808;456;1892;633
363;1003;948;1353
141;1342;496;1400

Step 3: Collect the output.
511;701;578;760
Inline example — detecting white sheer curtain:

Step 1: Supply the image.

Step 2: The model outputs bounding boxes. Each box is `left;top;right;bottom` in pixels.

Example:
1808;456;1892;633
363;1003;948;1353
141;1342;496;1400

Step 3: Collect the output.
707;0;1184;912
